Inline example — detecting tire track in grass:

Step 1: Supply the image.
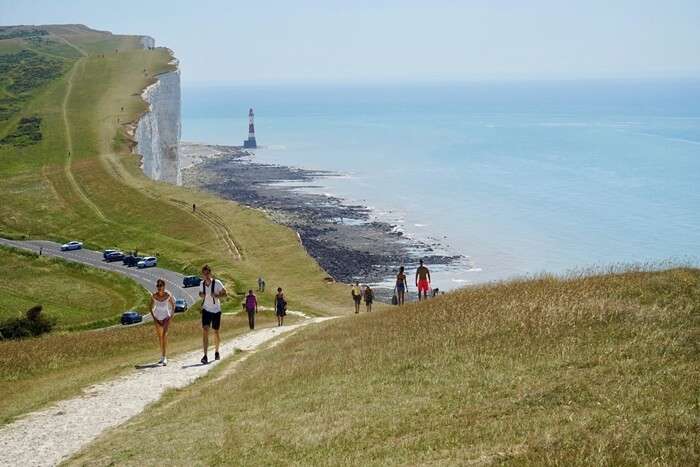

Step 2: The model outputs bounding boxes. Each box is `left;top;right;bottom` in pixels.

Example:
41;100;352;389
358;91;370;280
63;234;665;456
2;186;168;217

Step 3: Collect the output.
168;198;242;260
62;59;109;223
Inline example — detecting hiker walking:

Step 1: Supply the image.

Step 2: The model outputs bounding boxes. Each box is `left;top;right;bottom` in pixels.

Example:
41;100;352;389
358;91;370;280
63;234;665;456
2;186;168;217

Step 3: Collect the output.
395;266;408;305
364;284;374;312
199;264;227;364
149;278;175;365
244;289;258;330
415;259;431;301
257;276;264;292
351;282;362;314
192;203;196;213
275;287;287;326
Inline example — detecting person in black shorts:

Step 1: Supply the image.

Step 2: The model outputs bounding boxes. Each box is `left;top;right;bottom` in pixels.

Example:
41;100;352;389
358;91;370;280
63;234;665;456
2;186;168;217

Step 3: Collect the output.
364;285;374;312
199;264;227;364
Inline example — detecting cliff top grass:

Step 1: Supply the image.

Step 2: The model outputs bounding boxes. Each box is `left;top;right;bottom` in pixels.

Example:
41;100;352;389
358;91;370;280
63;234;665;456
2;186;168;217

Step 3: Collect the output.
0;24;349;423
0;23;348;314
68;267;700;465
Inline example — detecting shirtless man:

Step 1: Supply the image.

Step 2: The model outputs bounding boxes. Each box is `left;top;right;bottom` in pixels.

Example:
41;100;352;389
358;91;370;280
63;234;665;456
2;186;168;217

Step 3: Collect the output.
415;259;431;301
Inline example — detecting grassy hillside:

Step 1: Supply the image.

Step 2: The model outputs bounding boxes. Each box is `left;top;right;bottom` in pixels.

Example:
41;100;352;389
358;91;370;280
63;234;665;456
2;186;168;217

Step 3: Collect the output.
0;24;348;315
0;24;350;423
0;246;148;330
69;268;700;465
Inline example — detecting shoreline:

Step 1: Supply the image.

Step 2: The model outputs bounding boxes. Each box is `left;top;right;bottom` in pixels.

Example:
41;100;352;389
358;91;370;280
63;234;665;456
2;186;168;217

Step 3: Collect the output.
180;142;462;296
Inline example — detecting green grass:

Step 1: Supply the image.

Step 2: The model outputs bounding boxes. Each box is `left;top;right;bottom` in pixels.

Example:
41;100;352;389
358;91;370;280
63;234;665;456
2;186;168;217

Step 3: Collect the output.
0;23;348;423
67;268;700;465
0;24;347;314
0;245;148;330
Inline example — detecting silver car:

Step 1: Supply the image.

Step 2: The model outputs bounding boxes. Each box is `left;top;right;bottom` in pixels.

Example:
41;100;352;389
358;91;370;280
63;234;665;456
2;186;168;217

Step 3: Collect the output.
60;241;83;251
137;256;157;268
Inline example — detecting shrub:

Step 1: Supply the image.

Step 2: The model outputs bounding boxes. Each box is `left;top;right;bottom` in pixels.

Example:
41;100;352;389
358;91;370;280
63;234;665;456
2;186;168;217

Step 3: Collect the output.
0;305;55;340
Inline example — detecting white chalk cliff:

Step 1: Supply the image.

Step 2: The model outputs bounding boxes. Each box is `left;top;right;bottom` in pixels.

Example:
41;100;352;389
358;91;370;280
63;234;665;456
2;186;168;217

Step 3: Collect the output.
134;40;182;185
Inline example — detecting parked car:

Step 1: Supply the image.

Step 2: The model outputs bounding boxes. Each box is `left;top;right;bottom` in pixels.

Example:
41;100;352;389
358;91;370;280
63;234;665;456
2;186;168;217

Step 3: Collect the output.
60;241;83;251
174;299;188;313
102;248;118;259
182;275;202;288
120;311;143;325
122;255;144;267
137;256;157;268
104;251;125;262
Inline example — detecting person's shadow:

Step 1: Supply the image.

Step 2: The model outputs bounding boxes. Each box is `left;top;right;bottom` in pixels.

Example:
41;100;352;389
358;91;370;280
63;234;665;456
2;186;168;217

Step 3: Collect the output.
181;362;208;369
134;363;161;369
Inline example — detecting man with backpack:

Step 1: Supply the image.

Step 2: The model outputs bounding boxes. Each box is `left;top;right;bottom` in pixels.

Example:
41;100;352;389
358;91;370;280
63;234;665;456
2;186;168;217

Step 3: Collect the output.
243;289;258;330
199;264;227;364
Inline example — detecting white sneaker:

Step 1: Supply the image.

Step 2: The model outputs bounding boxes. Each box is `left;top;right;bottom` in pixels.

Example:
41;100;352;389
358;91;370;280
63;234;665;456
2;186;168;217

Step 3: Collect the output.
158;356;164;365
162;357;168;366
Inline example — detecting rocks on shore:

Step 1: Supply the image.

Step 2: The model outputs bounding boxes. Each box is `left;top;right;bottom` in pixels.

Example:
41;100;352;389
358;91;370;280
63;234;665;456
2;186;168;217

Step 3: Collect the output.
180;143;460;286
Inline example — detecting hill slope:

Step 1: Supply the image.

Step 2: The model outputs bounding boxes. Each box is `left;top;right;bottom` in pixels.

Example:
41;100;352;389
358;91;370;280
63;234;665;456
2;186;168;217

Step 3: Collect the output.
0;24;349;424
69;268;700;465
0;24;348;314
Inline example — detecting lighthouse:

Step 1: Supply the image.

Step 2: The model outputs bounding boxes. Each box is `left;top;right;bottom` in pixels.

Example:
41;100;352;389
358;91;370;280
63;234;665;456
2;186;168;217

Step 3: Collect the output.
243;108;257;149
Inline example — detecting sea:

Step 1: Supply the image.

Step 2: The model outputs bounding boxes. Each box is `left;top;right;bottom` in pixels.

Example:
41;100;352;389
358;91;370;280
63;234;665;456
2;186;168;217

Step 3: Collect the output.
182;80;700;290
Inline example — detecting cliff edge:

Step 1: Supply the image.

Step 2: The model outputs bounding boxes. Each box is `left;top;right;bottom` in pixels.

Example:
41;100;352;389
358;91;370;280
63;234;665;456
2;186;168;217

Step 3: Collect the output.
134;40;182;185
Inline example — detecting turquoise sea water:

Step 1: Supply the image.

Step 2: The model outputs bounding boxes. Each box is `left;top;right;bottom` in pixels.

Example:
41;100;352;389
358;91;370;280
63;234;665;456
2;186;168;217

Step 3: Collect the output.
182;81;700;289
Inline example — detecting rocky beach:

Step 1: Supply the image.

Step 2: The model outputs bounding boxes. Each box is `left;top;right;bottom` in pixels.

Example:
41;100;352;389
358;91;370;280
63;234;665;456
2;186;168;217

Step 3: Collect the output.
181;143;461;292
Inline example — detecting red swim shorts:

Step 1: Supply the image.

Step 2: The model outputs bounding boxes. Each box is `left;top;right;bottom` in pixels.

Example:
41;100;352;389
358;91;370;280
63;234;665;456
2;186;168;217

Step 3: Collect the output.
417;279;430;293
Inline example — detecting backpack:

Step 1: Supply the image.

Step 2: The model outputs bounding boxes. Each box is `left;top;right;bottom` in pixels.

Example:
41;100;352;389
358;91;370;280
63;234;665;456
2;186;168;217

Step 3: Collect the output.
391;286;398;305
201;279;217;309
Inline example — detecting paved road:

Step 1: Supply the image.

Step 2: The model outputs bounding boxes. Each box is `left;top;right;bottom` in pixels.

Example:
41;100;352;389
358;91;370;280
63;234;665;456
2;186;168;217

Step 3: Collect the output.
0;238;200;306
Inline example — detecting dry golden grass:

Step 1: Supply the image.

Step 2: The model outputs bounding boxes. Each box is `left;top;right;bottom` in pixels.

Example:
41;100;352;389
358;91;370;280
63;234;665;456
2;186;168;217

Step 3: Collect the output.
0;310;295;425
68;267;700;465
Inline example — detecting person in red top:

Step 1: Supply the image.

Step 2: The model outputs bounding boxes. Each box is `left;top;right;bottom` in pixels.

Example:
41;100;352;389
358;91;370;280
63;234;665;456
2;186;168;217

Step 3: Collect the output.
244;289;258;330
415;259;431;301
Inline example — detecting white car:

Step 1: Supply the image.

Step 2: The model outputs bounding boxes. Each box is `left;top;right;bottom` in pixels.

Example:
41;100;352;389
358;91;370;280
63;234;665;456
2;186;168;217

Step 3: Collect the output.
60;241;83;251
137;256;157;268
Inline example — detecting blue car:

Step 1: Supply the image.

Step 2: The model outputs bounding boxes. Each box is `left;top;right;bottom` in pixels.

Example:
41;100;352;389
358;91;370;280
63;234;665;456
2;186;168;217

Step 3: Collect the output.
61;241;83;251
174;299;188;313
120;311;143;325
103;249;118;259
105;251;125;262
182;275;202;288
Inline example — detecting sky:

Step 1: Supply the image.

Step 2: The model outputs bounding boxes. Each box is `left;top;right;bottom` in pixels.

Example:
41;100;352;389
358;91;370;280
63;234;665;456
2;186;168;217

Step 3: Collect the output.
2;0;699;84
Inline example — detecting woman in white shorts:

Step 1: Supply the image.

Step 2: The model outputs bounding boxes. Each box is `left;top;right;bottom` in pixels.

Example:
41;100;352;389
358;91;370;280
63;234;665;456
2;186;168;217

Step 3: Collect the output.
149;278;175;365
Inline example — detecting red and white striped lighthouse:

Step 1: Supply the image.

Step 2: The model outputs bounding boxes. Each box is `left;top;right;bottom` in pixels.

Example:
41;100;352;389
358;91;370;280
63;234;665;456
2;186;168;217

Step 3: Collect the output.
243;108;257;149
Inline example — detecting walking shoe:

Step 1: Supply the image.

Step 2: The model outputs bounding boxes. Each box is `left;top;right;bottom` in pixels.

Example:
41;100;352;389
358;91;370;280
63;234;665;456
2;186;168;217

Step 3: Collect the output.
162;357;168;366
215;351;220;360
201;354;208;364
158;356;164;365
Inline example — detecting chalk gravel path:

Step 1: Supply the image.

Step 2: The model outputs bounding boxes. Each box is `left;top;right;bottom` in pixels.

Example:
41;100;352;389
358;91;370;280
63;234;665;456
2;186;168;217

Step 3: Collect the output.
0;318;333;467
